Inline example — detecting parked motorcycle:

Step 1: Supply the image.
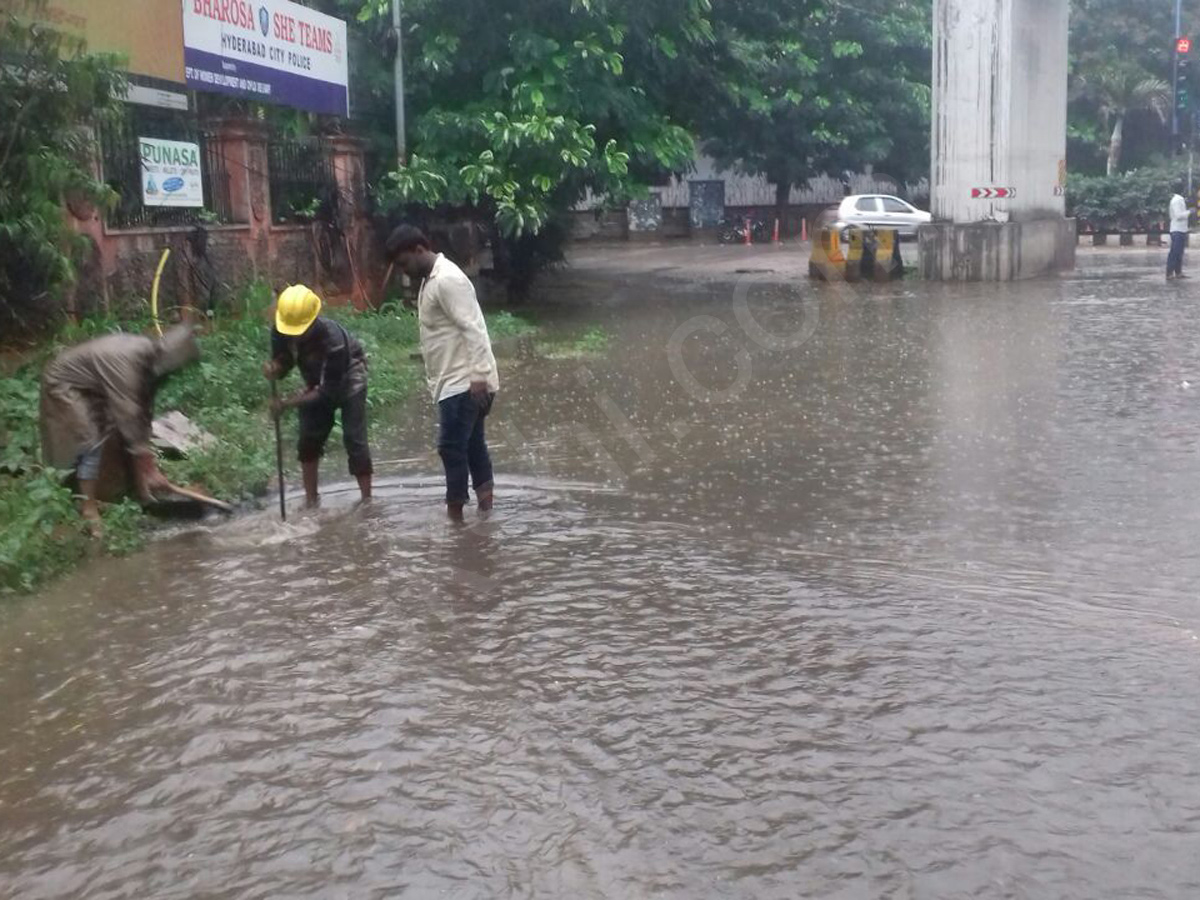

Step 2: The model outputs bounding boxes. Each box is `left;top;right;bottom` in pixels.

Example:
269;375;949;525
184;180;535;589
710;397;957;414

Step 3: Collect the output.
717;216;770;244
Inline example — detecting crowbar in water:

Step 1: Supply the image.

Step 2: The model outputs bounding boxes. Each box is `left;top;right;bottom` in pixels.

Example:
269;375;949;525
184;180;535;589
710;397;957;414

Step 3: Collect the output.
164;483;234;513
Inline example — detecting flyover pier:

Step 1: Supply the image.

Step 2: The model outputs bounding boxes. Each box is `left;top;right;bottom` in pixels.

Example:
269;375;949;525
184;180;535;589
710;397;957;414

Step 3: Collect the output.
919;0;1076;280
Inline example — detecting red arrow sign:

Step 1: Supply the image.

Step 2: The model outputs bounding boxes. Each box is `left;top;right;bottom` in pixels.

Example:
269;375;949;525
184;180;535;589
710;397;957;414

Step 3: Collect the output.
971;187;1017;199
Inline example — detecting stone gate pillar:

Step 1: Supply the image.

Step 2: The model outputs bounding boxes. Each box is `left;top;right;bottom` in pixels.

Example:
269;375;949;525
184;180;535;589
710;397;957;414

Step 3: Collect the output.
207;118;271;270
919;0;1076;280
328;135;375;307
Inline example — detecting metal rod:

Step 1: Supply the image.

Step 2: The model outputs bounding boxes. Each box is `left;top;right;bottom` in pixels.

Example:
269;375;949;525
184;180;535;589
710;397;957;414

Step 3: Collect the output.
270;379;286;522
392;0;406;165
1175;0;1184;146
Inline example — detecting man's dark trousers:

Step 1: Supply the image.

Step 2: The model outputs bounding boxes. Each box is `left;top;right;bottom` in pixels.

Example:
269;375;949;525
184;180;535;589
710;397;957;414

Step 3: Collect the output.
1168;231;1187;277
437;391;494;505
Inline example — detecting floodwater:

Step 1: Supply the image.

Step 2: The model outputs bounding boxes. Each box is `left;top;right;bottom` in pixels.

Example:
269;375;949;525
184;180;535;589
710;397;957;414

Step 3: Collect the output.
4;247;1200;898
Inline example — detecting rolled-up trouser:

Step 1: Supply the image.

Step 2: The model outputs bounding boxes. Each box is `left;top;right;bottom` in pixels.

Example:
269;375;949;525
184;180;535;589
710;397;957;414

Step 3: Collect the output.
437;390;495;505
297;388;373;477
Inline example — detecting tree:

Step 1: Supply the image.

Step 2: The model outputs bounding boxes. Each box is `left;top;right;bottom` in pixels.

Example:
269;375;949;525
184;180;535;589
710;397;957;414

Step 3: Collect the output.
1076;63;1168;175
368;0;705;238
338;0;936;287
1067;0;1181;174
0;1;126;332
1069;0;1178;82
686;0;931;223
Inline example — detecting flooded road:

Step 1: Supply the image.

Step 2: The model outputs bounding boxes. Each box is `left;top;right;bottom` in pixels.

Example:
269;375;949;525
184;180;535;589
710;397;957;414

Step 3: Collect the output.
5;247;1200;898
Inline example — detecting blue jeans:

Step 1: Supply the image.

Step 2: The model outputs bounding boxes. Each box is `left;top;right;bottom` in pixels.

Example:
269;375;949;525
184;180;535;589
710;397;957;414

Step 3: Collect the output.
437;391;494;505
1168;231;1187;276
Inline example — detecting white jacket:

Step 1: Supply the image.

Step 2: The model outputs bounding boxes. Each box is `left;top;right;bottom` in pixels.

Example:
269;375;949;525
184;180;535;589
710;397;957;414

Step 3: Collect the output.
417;254;500;403
1170;194;1189;234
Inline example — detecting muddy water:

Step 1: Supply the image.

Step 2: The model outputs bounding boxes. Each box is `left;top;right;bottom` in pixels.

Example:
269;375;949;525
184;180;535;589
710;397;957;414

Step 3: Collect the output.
4;249;1200;898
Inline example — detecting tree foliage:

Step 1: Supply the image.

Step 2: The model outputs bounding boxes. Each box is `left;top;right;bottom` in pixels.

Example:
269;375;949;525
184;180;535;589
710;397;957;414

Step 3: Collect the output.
691;0;931;215
1074;63;1168;176
369;0;704;237
0;1;126;331
1066;162;1189;231
363;0;933;236
1068;0;1183;175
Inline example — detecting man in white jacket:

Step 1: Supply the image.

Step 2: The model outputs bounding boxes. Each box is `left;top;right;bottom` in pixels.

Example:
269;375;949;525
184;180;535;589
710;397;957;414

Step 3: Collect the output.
387;225;500;521
1168;186;1190;279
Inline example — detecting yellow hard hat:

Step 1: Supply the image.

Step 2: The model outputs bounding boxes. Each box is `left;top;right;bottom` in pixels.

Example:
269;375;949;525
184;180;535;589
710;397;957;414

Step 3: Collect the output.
275;284;322;336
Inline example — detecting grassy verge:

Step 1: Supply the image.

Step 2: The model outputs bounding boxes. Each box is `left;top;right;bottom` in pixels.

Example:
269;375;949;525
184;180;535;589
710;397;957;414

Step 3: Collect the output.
0;285;536;595
538;326;611;359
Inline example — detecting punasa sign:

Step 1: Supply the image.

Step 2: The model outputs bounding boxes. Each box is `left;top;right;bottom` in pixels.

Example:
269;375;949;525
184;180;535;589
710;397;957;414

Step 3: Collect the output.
140;140;200;168
138;137;204;208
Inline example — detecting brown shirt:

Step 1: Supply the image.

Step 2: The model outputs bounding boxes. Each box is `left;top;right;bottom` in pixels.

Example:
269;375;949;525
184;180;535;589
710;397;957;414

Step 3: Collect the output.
40;333;159;466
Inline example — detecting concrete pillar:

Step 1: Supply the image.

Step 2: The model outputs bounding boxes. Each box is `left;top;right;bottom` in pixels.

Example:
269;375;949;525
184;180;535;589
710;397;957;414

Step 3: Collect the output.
920;0;1076;280
207;118;271;264
66;125;113;316
328;134;375;307
329;134;367;223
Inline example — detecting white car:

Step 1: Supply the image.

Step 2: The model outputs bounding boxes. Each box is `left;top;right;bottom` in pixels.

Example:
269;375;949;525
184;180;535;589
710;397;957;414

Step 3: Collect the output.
835;194;931;238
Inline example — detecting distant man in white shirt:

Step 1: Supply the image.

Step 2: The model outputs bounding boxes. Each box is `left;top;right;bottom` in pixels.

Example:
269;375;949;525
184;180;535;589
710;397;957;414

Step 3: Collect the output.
387;225;500;521
1168;186;1190;279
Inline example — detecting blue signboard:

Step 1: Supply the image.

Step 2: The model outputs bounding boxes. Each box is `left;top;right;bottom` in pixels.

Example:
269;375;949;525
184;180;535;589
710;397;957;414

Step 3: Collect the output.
182;0;349;116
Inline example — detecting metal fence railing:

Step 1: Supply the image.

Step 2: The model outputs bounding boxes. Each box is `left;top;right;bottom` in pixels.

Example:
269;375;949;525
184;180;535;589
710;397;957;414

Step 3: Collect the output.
266;137;338;224
100;121;235;229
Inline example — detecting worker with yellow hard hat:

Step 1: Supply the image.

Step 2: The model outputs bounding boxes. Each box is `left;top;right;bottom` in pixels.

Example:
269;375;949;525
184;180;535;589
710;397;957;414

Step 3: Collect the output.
263;285;373;506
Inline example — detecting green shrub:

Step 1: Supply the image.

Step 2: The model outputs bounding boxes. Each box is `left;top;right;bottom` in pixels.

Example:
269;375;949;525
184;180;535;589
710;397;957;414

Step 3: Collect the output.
323;305;423;408
1066;163;1189;232
160;405;277;501
0;469;86;594
0;370;41;474
100;498;146;557
0;2;127;333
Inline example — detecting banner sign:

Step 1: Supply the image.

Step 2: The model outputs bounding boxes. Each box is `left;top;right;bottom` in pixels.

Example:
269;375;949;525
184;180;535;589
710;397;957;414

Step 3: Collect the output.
11;0;186;83
125;83;190;111
182;0;349;116
140;137;204;207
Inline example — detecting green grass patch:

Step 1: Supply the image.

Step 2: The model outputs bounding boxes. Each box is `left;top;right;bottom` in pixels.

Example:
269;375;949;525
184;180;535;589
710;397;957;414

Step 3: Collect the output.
487;309;539;340
538;325;612;359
